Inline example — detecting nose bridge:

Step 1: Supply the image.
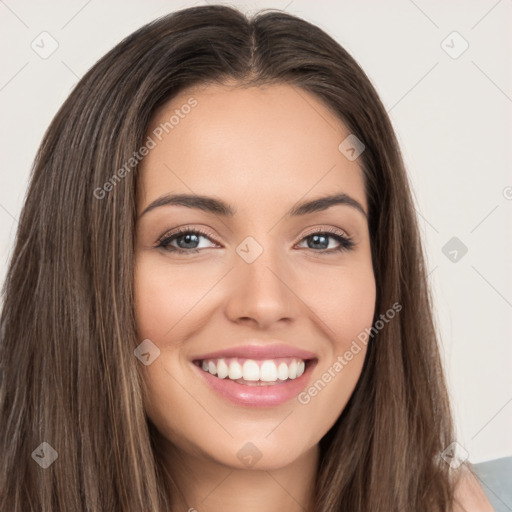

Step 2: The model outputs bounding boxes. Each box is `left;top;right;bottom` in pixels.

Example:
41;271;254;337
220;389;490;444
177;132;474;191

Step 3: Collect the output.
225;232;295;324
236;232;289;292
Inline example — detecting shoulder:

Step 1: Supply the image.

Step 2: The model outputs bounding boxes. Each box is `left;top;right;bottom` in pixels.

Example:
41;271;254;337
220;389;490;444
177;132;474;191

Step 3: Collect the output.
452;466;495;512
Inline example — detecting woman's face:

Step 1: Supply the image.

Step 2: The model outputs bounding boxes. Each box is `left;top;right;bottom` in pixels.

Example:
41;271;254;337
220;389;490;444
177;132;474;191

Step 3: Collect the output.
134;83;376;471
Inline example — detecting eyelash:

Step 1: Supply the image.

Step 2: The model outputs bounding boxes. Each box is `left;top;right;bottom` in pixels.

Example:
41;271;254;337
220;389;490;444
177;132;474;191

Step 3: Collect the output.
155;226;355;255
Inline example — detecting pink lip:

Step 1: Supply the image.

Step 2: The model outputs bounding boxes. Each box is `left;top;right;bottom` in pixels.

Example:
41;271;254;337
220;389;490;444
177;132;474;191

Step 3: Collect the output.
191;358;318;407
192;342;317;362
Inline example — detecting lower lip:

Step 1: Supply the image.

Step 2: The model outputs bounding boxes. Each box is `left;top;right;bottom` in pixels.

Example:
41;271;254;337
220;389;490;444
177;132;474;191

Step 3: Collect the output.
191;360;317;407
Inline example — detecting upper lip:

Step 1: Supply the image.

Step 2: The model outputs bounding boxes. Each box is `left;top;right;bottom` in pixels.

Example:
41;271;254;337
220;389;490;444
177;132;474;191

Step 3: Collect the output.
192;341;317;361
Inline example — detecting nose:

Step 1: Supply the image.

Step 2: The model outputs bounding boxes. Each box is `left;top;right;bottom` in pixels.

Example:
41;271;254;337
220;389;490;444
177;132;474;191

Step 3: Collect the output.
224;239;297;329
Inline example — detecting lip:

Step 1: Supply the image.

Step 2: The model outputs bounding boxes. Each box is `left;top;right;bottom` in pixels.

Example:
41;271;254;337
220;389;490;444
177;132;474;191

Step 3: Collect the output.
191;358;317;407
191;341;317;361
190;340;318;407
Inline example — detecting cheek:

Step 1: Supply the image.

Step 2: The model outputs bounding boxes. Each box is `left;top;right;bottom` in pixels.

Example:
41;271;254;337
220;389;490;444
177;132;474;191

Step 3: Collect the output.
133;257;203;341
133;260;210;455
293;265;376;428
332;275;376;345
296;261;377;345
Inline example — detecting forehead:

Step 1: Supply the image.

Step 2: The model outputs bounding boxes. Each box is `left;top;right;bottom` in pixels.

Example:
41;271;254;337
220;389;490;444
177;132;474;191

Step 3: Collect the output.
137;83;367;217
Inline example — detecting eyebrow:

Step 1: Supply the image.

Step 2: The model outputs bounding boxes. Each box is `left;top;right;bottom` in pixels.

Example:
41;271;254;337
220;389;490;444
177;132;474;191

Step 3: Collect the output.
139;192;367;219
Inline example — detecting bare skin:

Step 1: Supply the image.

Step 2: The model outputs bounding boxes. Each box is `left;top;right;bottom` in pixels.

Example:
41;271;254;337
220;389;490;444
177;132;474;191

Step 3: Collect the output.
133;82;492;511
453;466;495;511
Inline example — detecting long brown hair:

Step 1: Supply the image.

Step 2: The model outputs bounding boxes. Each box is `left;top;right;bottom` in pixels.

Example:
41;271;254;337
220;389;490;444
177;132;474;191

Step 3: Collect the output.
1;5;462;510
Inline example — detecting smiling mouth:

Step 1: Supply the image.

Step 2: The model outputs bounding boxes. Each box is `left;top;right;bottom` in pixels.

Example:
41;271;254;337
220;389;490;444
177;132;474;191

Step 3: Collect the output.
193;357;315;386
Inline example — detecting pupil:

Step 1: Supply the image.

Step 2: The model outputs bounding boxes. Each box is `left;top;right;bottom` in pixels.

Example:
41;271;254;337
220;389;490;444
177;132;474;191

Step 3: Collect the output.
179;233;199;249
310;234;328;249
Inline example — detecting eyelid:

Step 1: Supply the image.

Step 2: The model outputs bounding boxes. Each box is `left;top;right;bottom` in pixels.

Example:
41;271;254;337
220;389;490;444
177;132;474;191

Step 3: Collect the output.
299;224;351;240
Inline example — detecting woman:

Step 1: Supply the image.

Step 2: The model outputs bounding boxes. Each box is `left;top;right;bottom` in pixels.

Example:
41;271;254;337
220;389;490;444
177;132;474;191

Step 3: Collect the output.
0;5;493;511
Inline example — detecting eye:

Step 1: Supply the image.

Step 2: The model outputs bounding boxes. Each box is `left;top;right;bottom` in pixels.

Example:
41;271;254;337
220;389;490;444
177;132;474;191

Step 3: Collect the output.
296;227;354;253
155;227;219;254
155;226;355;256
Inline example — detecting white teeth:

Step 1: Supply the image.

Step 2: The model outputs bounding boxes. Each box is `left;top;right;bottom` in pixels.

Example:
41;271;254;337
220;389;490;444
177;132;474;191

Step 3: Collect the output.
242;360;260;381
198;357;308;383
216;359;229;379
260;360;277;382
228;360;243;380
208;361;217;375
277;362;289;381
288;360;298;379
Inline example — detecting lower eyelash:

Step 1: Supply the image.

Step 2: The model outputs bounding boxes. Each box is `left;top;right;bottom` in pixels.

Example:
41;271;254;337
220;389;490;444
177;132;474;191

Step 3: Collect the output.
156;228;354;254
